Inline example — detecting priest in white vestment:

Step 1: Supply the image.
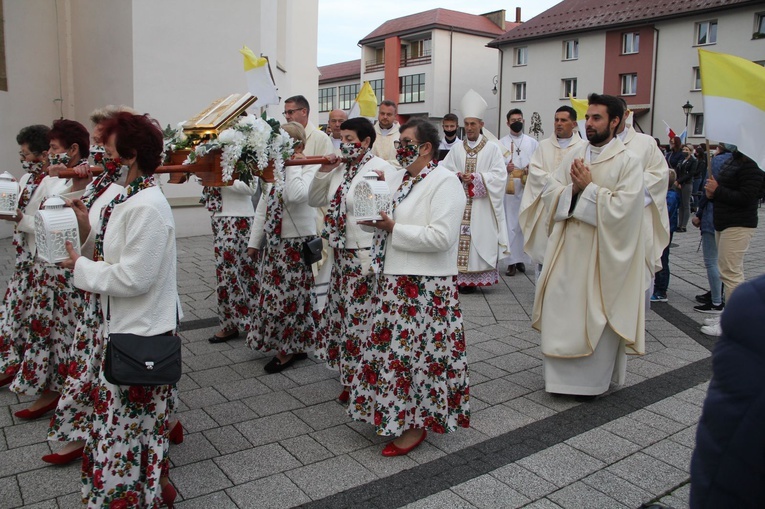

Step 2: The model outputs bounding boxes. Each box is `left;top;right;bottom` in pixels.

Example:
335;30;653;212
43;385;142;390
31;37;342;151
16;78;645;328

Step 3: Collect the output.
372;100;401;167
499;109;538;276
615;102;670;297
519;106;586;267
528;94;645;397
440;89;509;292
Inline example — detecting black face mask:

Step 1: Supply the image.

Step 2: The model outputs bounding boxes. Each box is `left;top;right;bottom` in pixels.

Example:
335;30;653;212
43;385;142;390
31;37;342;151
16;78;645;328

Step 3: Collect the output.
443;129;458;139
510;121;524;133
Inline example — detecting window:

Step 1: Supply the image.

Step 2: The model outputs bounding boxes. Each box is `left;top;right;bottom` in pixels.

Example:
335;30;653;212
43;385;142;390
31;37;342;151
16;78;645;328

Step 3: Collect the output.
410;38;431;58
338;84;360;110
692;67;701;91
399;74;425;104
620;73;637;95
513;82;527;101
696;21;717;45
692;113;704;136
622;32;639;54
755;13;765;38
561;78;577;98
514;47;528;66
0;0;6;91
318;87;335;112
369;79;384;105
563;39;578;60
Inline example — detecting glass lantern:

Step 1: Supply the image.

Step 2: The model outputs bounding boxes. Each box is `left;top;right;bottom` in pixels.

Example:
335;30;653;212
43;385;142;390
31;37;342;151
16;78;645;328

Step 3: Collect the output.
353;174;392;221
34;195;81;263
0;172;20;216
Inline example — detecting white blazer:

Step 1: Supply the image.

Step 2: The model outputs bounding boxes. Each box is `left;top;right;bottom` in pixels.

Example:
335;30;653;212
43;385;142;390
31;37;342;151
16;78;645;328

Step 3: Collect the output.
207;180;256;218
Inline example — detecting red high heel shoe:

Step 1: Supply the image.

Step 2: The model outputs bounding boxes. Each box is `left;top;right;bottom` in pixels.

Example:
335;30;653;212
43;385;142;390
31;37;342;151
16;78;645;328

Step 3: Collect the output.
42;445;85;465
381;430;427;457
161;481;177;508
14;395;60;420
337;389;350;403
168;421;184;445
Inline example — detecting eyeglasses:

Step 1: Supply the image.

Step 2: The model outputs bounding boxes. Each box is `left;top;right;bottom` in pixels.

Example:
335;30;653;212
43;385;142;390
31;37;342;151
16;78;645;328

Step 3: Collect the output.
282;108;306;117
393;139;421;149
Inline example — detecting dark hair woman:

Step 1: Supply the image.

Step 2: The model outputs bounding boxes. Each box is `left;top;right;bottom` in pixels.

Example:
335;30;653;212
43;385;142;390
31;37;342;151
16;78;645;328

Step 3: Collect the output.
60;112;181;507
309;117;395;401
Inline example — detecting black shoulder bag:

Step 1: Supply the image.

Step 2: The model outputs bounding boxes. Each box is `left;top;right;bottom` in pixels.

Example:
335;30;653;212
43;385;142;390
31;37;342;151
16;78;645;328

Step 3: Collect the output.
103;297;182;386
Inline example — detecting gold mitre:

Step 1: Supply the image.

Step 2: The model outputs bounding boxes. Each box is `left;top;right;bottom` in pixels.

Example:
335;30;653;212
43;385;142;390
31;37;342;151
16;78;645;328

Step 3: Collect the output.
181;93;257;136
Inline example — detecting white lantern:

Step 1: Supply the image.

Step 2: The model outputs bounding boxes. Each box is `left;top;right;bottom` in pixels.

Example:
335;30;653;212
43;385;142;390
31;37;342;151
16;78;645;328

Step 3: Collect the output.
34;195;81;263
0;172;20;216
354;174;392;222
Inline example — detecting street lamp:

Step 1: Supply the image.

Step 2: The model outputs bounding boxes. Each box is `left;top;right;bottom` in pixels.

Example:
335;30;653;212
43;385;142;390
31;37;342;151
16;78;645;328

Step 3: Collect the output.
492;75;499;95
682;100;694;128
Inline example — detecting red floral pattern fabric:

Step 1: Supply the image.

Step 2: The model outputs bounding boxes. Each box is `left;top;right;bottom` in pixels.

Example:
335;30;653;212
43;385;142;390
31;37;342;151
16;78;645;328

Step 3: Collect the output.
212;216;258;332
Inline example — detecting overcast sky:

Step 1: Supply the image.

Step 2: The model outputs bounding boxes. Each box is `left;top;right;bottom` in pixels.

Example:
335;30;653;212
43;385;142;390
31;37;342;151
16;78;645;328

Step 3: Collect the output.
317;0;562;66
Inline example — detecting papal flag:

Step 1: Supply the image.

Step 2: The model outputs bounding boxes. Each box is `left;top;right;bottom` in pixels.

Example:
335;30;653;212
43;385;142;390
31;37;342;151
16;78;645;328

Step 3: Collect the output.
240;46;279;108
699;49;765;169
348;81;378;119
569;95;588;135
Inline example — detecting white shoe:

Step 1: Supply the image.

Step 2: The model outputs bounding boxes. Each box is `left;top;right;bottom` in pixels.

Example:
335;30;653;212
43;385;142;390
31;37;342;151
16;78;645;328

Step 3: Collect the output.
701;322;722;336
703;316;720;326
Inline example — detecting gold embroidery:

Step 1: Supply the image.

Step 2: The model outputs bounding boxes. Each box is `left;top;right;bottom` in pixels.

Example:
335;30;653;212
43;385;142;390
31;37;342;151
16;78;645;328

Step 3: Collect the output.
457;137;488;272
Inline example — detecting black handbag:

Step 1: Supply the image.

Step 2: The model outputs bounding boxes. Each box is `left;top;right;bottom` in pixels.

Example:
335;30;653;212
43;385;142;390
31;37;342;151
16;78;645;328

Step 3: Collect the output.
103;298;182;386
302;237;323;266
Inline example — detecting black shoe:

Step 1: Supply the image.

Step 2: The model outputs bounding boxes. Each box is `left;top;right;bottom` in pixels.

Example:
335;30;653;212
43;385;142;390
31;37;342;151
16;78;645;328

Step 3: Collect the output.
694;302;724;314
676;227;686;233
209;329;239;344
505;265;517;277
574;395;597;402
264;352;307;374
516;263;526;273
458;286;476;294
695;291;712;304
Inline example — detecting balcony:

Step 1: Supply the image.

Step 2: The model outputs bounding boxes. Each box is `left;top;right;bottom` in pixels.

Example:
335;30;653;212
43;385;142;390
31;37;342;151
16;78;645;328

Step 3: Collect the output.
401;51;431;68
365;59;385;73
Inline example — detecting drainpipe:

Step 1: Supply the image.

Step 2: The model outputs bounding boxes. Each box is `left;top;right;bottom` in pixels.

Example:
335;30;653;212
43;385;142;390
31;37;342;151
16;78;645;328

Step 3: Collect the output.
497;49;504;134
448;26;454;113
650;27;659;136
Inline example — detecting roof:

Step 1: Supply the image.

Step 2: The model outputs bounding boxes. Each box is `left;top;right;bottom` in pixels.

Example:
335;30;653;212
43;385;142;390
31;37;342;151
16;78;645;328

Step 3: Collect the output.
360;8;517;45
318;59;361;85
489;0;760;46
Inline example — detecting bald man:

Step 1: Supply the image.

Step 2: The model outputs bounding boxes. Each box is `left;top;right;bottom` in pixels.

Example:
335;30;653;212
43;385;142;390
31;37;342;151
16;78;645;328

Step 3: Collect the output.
328;109;347;153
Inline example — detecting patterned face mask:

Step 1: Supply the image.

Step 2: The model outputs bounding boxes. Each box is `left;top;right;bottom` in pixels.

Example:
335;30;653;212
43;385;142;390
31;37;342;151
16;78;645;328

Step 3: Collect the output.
395;143;421;168
340;142;366;161
48;152;71;167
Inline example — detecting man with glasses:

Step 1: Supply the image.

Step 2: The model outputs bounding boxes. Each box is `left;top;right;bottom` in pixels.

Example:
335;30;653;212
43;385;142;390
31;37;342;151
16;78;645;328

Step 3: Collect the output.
283;95;334;159
440;90;509;294
372;100;400;166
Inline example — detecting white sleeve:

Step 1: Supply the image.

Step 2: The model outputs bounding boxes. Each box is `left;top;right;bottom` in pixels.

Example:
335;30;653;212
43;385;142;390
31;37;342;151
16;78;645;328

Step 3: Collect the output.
571;182;600;226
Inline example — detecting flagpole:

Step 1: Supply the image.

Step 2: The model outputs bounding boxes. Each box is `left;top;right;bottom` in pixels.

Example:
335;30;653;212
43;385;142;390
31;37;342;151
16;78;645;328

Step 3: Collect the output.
706;138;712;178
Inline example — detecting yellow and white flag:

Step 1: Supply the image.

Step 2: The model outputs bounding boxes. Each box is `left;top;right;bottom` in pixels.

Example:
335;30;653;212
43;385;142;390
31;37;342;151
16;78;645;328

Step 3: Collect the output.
569;95;588;135
699;49;765;169
348;81;378;119
240;46;279;108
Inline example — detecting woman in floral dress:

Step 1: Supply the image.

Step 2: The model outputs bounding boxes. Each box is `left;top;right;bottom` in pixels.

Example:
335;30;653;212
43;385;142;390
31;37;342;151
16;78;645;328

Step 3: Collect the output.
246;121;318;373
60;112;180;508
201;176;258;343
0;125;50;388
0;120;91;420
352;118;470;456
309;117;395;401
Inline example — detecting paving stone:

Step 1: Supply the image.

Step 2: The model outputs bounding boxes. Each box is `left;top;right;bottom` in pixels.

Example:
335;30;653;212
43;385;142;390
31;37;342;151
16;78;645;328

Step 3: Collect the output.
175;491;238;508
471;378;531;405
3;419;50;449
473;339;518;356
607;452;689;494
403;490;478;508
519;499;564;509
470;361;510;379
565;427;642;463
187;365;243;388
504;370;546;391
17;462;80;504
426;426;489;454
517;443;606;488
173;459;233;499
205;400;258;427
349;443;419;477
179;387;228;410
643;438;695;471
629;408;688;434
182;351;235;371
226;473;311;508
673;386;708;407
293;400;352;431
57;492;86;509
175;408;220;433
235;412;314;447
214;377;272;402
646;397;704;425
470;405;535;437
290;379;343;406
215;443;302;484
601;415;670;447
286;455;377;500
17;501;57;509
170;431;220;467
668;425;698;449
310;424;374;455
255;372;299;391
280;434;333;465
0;442;51;477
490;463;558;500
582;469;654;508
484;351;541;374
280;362;337;386
243;390;304;417
503;396;556;420
452;474;530;508
0;476;22;509
525;390;581;412
203;425;253;455
547;481;629;509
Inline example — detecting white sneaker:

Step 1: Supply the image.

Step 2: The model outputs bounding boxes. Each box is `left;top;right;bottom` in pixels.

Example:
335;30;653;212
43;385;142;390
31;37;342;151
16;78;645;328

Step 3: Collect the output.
701;322;722;336
703;316;720;326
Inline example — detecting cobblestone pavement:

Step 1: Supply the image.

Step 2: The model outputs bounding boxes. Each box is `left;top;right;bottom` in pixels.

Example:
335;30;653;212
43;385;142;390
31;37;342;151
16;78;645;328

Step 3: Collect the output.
1;208;764;508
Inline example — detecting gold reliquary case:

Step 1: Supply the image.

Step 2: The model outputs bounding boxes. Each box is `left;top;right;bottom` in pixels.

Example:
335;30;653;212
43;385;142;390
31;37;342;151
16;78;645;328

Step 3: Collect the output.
181;93;257;137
